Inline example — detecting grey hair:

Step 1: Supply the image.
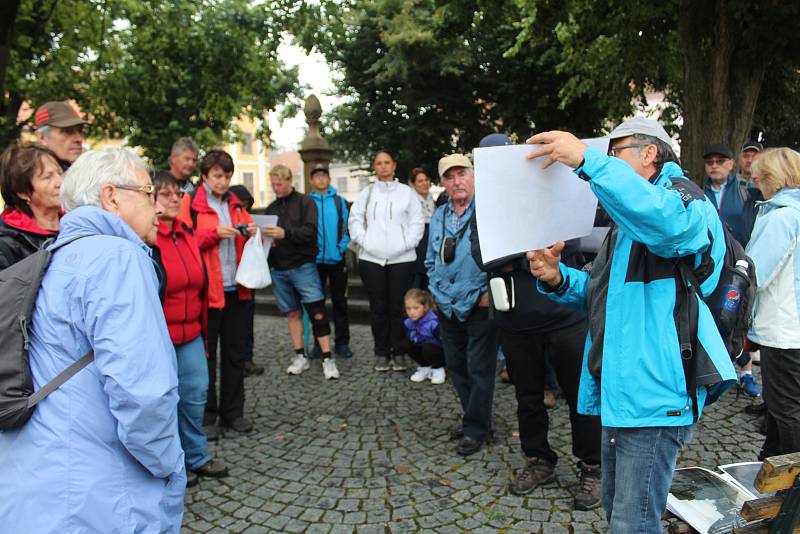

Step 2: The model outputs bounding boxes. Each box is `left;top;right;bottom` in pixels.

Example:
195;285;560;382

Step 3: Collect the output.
61;148;147;211
632;133;680;171
170;137;199;157
36;125;51;139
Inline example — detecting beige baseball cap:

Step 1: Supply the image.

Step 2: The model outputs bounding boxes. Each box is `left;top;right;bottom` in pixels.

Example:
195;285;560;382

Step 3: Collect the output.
438;154;472;178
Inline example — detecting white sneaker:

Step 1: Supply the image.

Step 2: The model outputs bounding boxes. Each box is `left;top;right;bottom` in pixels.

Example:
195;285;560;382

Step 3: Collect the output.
410;366;432;383
430;367;446;385
322;358;340;380
286;354;309;375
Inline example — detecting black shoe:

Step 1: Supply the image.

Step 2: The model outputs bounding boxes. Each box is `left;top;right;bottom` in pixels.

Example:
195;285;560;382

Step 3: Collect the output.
204;424;221;442
187;470;199;488
449;425;464;441
744;402;767;415
191;459;230;478
509;457;556;495
574;462;601;510
456;436;484;456
222;417;253;433
335;344;353;359
243;361;264;376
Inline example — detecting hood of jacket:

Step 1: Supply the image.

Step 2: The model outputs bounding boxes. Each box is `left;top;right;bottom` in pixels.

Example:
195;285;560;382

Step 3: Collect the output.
759;187;800;214
310;185;340;200
57;206;150;255
1;208;58;236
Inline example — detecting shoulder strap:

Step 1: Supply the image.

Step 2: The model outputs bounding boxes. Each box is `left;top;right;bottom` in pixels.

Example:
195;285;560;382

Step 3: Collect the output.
189;187;200;228
26;351;94;407
334;195;345;242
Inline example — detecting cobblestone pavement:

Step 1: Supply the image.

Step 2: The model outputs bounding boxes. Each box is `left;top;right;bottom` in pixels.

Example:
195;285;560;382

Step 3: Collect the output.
182;316;765;533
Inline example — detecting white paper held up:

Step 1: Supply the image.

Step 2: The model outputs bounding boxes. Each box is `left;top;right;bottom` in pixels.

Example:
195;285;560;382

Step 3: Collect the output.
251;214;279;261
473;138;608;264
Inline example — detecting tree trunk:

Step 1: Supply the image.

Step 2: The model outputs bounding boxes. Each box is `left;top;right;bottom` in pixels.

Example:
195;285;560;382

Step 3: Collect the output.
0;0;21;118
678;0;767;184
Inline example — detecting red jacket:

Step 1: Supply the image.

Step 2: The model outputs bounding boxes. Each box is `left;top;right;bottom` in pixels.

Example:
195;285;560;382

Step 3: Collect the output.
178;185;253;309
156;219;206;345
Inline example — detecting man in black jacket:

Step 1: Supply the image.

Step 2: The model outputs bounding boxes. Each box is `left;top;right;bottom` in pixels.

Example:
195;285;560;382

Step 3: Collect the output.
471;133;602;510
264;164;338;380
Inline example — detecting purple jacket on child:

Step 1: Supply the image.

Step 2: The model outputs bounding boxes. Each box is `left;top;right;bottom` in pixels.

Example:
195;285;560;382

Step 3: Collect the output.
404;310;443;347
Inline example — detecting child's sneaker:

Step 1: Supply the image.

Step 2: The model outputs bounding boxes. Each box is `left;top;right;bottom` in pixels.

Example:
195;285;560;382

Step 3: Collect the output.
430;367;446;385
410;366;432;382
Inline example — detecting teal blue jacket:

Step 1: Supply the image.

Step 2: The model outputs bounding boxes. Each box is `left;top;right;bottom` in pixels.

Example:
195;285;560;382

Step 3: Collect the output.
540;147;736;428
310;186;350;265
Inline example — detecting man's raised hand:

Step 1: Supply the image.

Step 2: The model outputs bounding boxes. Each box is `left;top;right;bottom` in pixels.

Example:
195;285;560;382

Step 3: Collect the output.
525;131;588;169
527;241;565;287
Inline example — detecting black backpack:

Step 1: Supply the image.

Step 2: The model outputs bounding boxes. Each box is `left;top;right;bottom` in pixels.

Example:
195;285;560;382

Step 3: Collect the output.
0;235;94;430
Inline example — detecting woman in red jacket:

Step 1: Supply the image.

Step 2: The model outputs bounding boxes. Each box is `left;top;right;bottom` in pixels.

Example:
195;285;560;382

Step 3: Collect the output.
153;171;229;487
178;150;256;435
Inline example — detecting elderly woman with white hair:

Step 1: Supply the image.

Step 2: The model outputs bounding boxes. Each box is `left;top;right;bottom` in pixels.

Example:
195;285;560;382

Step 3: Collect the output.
0;148;186;532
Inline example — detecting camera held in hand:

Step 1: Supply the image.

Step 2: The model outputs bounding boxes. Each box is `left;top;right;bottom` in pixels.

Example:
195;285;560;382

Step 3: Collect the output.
235;224;249;237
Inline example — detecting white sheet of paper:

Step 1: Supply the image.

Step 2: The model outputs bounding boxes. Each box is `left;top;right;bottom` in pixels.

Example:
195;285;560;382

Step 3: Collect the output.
473;138;608;263
251;214;279;260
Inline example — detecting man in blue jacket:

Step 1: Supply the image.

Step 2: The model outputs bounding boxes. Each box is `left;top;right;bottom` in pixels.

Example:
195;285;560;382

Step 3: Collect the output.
309;166;353;359
526;118;736;533
427;154;498;457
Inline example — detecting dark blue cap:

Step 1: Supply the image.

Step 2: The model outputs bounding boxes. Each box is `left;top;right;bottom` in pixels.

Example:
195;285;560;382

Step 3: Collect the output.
479;133;513;148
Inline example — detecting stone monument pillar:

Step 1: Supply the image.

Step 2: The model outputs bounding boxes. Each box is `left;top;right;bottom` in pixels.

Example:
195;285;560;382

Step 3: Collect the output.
298;94;333;193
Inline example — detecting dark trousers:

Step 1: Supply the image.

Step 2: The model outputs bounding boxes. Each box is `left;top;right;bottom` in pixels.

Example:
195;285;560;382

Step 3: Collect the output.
317;261;350;346
412;224;430;290
359;260;415;357
439;306;498;441
398;338;445;368
241;298;255;362
205;291;248;423
501;320;601;465
759;345;800;459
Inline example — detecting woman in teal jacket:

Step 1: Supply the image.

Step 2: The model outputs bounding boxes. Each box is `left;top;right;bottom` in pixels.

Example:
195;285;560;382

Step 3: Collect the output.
0;149;186;533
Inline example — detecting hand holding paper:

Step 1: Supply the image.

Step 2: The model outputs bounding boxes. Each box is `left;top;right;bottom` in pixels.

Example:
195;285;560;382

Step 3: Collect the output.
525;131;589;169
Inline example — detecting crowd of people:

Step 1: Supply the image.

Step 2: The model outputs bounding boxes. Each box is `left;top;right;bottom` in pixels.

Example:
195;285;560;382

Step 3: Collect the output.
0;100;798;533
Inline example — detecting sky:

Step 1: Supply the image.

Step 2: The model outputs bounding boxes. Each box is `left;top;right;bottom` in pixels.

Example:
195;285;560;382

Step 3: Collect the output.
268;42;340;152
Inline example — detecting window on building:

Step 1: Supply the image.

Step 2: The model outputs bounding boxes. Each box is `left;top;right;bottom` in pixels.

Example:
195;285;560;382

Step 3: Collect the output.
242;171;254;193
240;133;253;155
337;176;348;192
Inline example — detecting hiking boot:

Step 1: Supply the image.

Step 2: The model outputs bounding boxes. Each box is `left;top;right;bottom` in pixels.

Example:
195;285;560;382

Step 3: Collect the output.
543;389;558;409
335;343;353;359
322;358;340;380
410;366;432;382
430;367;446;385
391;354;409;372
509;457;556;496
191;459;230;478
222;417;253;433
287;354;310;375
739;374;762;397
243;361;264;376
374;356;391;372
574;462;602;510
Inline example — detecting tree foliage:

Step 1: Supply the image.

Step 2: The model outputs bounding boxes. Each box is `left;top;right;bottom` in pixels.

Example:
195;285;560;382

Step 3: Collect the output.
293;0;607;179
2;0;301;163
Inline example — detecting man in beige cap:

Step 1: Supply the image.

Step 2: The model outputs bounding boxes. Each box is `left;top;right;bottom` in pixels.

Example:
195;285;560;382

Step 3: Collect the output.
425;153;497;457
34;101;87;170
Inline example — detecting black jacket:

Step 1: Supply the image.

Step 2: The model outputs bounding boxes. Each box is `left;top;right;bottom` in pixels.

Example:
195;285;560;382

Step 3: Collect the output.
264;190;319;270
0;216;54;270
469;217;585;334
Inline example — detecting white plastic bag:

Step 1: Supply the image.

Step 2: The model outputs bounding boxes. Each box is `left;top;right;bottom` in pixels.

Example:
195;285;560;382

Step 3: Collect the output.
235;227;271;289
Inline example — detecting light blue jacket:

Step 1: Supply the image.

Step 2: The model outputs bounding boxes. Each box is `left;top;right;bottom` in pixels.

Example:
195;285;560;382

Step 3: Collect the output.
539;148;736;428
746;188;800;349
0;206;186;533
310;185;350;264
425;199;488;321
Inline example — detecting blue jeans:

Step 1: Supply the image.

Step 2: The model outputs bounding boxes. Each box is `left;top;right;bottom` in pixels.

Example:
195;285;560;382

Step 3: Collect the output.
270;262;325;314
438;306;499;441
602;424;696;533
175;336;211;469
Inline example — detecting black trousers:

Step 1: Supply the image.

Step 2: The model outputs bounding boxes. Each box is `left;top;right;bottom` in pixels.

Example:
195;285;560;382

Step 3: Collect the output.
359;260;415;357
501;320;602;465
317;262;350;346
397;338;445;368
205;291;248;423
759;345;800;459
241;298;255;362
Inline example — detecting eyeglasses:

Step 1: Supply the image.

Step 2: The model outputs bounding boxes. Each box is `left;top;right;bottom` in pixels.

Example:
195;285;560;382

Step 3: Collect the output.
115;183;155;198
608;143;649;157
156;189;184;200
704;157;730;166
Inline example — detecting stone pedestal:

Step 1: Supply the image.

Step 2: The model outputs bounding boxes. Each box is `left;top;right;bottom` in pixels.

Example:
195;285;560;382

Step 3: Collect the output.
298;95;333;192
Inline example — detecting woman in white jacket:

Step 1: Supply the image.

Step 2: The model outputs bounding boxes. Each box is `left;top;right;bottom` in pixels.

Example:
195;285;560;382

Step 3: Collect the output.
746;147;800;459
349;150;424;372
